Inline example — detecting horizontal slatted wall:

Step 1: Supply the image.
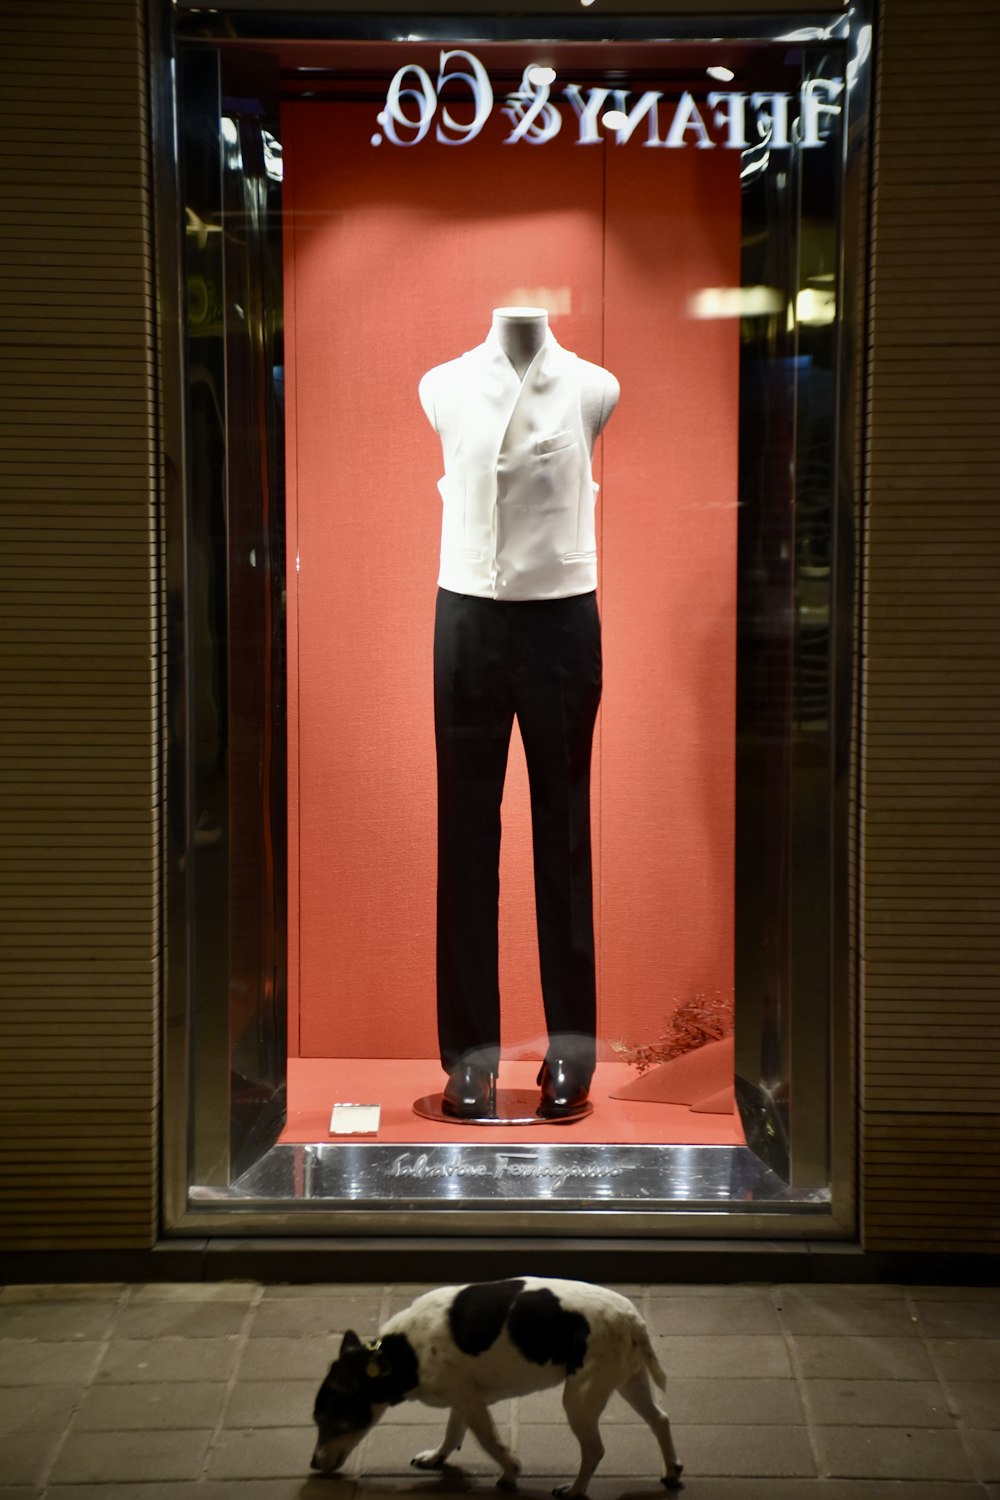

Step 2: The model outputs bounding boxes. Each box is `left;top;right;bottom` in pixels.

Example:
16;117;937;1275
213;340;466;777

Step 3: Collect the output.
0;0;159;1248
862;0;1000;1249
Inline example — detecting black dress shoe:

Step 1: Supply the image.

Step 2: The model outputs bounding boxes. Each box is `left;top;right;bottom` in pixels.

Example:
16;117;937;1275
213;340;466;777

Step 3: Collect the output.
536;1060;592;1118
442;1064;496;1119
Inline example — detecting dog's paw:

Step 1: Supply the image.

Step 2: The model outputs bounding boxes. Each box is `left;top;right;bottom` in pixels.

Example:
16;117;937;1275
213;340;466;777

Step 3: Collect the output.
662;1462;684;1490
495;1456;521;1490
411;1450;446;1470
551;1486;584;1498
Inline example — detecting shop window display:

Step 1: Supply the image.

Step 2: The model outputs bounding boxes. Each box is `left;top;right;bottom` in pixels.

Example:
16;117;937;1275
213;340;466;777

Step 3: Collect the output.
165;11;864;1230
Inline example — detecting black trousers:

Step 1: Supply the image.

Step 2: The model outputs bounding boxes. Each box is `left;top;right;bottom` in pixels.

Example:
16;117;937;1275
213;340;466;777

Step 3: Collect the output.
434;586;602;1077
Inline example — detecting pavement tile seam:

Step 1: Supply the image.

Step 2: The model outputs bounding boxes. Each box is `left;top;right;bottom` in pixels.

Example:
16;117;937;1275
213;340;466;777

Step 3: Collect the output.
33;1283;130;1490
72;1379;232;1433
126;1282;262;1304
202;1284;267;1481
812;1424;977;1483
915;1300;1000;1343
0;1283;128;1305
790;1333;940;1382
261;1281;386;1299
943;1382;1000;1433
957;1427;1000;1486
775;1285;923;1340
914;1295;990;1423
800;1379;959;1430
774;1288;827;1479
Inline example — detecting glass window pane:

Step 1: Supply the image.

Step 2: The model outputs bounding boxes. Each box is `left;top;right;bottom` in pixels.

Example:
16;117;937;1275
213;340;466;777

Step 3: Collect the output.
167;15;861;1232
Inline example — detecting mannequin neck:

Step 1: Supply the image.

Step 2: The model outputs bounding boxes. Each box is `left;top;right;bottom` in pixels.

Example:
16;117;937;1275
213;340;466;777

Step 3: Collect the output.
492;306;548;380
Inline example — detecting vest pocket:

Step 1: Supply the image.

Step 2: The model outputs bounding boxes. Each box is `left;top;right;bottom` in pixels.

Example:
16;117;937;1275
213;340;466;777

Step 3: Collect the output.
563;550;597;564
438;476;479;557
536;429;575;456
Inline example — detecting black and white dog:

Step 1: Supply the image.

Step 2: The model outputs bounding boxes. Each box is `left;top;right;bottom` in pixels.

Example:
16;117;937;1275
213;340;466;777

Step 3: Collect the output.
312;1276;683;1496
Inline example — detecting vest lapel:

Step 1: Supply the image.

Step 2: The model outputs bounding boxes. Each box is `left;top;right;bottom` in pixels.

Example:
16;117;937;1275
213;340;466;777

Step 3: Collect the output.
500;331;572;463
461;331;522;473
465;329;568;470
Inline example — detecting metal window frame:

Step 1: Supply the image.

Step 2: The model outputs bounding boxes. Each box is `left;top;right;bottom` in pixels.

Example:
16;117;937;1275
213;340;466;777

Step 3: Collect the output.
152;1;872;1241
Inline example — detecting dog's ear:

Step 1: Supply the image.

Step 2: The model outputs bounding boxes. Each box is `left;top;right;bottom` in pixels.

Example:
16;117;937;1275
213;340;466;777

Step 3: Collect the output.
339;1329;362;1357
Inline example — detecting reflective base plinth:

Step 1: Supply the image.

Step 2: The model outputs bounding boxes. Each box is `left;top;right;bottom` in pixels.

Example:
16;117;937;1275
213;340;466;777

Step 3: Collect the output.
191;1140;832;1214
413;1090;594;1127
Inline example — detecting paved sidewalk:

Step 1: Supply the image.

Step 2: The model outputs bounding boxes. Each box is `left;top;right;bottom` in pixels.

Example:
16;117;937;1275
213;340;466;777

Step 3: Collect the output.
0;1280;998;1499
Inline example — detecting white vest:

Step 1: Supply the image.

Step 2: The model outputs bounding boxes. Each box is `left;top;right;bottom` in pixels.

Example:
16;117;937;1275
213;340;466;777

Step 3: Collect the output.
426;329;599;601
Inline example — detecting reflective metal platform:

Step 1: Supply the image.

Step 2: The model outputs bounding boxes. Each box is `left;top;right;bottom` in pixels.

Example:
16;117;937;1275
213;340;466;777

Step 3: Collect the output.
412;1090;594;1127
190;1141;830;1212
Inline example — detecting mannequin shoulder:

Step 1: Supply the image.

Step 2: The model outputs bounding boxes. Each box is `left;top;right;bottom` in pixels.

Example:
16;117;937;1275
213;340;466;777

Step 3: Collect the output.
577;357;621;407
575;357;621;437
418;356;467;431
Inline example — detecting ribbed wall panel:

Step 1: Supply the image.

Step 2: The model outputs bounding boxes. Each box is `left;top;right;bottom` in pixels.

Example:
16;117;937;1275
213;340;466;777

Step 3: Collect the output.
861;0;1000;1250
0;0;159;1250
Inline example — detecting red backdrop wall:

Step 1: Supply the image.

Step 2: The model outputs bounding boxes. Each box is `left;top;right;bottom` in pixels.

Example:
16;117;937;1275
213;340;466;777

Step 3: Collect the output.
283;96;740;1061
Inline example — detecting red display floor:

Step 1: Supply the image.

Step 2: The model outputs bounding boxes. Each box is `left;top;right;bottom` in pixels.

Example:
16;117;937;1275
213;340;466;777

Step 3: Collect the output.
281;1058;746;1147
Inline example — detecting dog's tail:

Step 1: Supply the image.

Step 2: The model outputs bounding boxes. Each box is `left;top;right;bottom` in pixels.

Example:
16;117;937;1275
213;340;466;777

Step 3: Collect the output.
638;1326;667;1391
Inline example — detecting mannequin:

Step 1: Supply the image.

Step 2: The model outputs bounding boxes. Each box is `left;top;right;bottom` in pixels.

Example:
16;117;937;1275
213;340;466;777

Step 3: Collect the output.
421;309;619;1119
421;306;619;427
420;308;619;604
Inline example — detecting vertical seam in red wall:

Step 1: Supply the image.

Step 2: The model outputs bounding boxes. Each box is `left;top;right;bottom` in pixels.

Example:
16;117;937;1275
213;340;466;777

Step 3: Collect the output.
286;108;303;1060
294;131;304;1062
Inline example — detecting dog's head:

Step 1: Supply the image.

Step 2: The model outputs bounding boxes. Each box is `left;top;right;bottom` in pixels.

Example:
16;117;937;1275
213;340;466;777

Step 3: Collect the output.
311;1330;399;1474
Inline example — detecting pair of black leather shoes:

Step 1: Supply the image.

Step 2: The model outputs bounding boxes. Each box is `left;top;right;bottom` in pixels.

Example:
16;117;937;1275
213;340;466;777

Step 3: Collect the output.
536;1059;592;1119
442;1064;497;1119
441;1059;592;1119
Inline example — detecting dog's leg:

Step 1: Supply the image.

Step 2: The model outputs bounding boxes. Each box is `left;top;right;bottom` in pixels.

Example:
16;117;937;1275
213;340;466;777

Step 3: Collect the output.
462;1402;521;1490
411;1408;467;1470
553;1378;610;1498
619;1371;683;1489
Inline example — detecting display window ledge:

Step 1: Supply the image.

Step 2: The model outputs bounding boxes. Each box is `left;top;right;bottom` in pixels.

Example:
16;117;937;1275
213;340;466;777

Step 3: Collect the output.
182;1140;839;1239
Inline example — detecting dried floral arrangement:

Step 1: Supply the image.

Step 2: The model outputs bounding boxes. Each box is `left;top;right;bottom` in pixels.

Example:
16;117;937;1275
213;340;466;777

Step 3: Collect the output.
612;990;735;1075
